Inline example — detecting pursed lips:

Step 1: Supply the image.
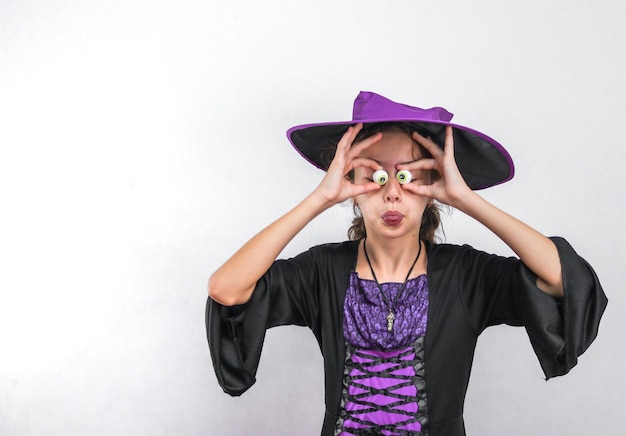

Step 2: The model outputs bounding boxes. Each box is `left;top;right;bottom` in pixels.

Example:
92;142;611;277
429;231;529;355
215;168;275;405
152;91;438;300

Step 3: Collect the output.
381;211;404;226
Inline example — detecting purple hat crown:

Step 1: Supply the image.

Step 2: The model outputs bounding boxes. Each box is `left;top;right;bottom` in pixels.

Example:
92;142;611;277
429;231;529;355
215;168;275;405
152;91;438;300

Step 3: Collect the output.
352;91;454;123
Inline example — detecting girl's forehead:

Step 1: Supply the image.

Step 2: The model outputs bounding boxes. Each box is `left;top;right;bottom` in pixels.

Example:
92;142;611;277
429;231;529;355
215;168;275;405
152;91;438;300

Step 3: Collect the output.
359;132;423;162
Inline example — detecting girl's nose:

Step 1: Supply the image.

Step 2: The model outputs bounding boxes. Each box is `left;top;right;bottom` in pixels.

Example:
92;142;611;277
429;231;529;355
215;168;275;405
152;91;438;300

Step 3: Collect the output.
384;178;401;202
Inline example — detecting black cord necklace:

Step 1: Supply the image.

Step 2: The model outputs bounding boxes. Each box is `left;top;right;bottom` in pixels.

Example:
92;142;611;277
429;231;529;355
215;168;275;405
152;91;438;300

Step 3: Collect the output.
363;238;423;333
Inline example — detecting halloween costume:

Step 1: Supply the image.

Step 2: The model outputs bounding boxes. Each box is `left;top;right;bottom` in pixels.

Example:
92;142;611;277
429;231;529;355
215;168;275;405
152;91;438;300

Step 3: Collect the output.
206;237;606;435
207;91;606;434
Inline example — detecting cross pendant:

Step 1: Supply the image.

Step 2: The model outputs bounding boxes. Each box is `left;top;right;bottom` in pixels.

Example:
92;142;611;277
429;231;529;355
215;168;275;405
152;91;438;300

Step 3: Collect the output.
386;310;395;332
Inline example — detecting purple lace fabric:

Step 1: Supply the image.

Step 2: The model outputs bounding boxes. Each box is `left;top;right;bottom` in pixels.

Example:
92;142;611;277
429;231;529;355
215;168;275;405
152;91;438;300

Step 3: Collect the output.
343;272;428;349
337;272;429;435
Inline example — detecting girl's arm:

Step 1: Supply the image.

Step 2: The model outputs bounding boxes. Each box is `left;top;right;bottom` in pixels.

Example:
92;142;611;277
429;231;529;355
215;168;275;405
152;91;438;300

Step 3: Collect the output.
400;126;564;298
208;124;383;306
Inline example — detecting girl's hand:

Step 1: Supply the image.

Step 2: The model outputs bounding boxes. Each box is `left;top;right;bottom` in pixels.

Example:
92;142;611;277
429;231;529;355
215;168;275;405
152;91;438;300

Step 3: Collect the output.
314;123;384;205
398;126;472;208
400;127;563;297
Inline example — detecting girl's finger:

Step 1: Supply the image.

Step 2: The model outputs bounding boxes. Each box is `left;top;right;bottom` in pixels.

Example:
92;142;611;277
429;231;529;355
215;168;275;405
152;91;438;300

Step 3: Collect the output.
347;131;383;160
352;181;382;196
412;131;443;157
327;124;363;174
443;126;455;158
337;123;364;153
397;158;437;171
348;157;383;173
401;181;434;198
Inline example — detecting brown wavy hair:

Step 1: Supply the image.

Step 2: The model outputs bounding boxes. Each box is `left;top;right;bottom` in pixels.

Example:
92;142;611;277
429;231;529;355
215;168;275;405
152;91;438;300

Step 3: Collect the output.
346;123;443;243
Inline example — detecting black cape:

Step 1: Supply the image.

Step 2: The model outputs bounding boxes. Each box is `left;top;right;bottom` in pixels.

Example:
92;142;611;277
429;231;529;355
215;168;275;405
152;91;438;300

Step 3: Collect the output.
206;237;606;435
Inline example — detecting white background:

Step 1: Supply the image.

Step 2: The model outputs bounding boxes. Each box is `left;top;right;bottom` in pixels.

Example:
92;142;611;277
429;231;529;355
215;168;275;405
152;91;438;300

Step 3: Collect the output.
1;0;624;434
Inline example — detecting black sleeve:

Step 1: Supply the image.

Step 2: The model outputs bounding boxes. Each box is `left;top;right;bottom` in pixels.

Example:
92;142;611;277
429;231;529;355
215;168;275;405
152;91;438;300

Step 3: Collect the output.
205;246;325;396
458;237;607;379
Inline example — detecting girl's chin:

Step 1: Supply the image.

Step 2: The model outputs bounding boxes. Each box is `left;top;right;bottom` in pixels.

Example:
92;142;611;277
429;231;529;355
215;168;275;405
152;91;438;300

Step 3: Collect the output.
370;222;421;238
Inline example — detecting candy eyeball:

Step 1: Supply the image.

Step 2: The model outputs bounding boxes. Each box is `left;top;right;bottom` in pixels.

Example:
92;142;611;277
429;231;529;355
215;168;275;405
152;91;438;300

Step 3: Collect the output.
396;170;412;184
372;170;389;185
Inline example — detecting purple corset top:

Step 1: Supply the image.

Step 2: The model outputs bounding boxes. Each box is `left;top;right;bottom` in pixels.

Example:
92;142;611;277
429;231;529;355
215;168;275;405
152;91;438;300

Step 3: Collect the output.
343;272;429;349
337;345;426;435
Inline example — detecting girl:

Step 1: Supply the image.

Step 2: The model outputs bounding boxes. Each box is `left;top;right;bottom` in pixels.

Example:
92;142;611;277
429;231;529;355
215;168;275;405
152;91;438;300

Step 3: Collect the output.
206;91;606;435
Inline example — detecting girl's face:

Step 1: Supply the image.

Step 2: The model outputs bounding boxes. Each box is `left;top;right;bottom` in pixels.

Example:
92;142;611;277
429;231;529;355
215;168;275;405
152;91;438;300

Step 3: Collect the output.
353;131;431;240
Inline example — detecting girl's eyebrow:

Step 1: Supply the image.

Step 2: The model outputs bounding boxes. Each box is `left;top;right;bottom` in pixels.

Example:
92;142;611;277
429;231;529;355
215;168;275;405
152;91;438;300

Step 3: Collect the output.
365;156;426;167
